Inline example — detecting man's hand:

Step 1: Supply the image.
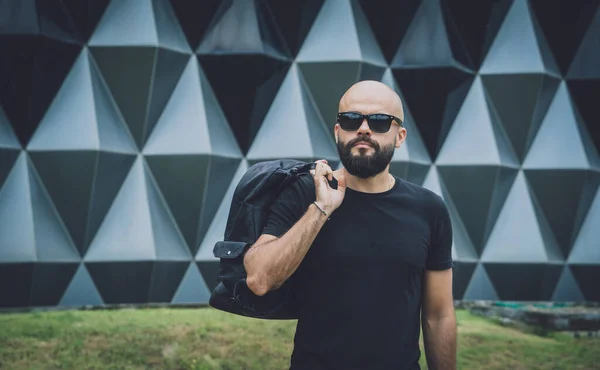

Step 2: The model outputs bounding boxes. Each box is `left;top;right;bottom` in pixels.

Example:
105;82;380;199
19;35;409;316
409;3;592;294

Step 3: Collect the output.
310;159;347;215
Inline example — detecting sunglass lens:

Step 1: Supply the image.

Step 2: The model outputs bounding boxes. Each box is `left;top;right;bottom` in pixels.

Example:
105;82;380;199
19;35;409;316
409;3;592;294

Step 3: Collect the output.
368;114;393;133
339;112;363;131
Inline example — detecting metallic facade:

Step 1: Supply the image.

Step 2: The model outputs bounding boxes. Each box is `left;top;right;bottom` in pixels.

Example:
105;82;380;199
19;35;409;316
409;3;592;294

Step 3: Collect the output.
0;0;599;308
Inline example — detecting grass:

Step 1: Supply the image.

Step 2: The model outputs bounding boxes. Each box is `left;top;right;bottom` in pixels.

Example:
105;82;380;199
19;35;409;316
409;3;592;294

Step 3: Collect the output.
0;307;598;369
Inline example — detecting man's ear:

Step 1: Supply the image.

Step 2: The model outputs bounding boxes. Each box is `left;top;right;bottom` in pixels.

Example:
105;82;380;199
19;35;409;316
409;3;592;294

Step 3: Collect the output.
334;124;339;143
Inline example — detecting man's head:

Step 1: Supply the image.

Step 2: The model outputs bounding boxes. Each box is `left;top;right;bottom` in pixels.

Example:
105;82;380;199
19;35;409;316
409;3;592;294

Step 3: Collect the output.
335;80;407;179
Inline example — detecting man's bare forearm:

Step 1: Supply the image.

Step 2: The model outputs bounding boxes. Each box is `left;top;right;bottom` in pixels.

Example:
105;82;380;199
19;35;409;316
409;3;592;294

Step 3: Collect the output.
422;313;457;370
244;203;327;296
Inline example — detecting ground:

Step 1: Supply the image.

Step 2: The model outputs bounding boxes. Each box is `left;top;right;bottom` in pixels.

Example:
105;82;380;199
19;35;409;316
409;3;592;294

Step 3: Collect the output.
0;307;598;369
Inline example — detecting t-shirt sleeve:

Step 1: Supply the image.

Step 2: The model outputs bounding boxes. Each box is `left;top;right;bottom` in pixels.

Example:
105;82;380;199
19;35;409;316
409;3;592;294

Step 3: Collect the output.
262;176;315;238
425;195;454;270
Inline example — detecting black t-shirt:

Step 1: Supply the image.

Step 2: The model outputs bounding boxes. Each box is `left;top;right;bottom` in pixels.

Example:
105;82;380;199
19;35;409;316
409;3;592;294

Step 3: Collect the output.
262;173;453;370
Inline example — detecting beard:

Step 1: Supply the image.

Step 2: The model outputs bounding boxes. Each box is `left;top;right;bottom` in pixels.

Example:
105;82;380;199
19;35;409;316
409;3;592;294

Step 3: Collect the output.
336;135;395;179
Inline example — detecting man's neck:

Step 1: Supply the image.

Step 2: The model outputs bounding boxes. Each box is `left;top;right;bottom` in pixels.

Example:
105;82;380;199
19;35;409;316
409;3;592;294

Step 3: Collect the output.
335;168;394;194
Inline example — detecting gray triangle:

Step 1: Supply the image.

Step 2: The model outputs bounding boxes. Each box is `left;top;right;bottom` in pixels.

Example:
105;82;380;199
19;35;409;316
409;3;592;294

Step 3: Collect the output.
524;82;598;169
480;0;550;74
27;49;99;151
382;69;431;165
85;156;156;261
569;186;600;263
551;266;585;302
248;64;335;160
89;0;158;46
568;6;600;79
171;263;211;304
29;161;80;262
301;71;338;160
144;58;212;155
197;160;248;261
201;66;243;158
437;77;518;166
0;153;36;262
296;0;362;62
145;163;190;261
350;0;386;66
59;264;104;307
152;0;190;53
482;171;562;262
0;108;20;149
531;7;561;77
89;53;137;154
392;0;456;67
463;264;499;300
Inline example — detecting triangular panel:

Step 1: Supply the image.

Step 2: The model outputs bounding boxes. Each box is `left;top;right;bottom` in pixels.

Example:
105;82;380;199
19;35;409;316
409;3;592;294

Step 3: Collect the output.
59;263;104;307
148;262;189;302
462;264;499;301
452;261;477;300
0;109;20;190
350;0;386;66
567;6;600;79
169;0;223;50
569;265;600;302
569;186;600;263
437;77;518;166
484;263;562;301
29;263;79;306
151;0;190;54
61;0;111;43
551;265;585;302
480;0;559;75
86;261;154;304
482;172;562;263
171;262;211;304
88;0;158;46
567;80;600;154
524;82;599;169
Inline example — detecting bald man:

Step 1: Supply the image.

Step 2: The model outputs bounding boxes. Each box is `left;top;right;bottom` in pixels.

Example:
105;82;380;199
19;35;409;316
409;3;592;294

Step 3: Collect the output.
244;81;456;370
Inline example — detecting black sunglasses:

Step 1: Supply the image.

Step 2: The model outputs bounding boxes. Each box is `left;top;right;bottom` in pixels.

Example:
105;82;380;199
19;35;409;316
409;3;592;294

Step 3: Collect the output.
337;112;403;133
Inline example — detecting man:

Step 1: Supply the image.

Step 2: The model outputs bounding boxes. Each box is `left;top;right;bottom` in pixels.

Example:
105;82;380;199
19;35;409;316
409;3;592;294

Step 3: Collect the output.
243;80;456;369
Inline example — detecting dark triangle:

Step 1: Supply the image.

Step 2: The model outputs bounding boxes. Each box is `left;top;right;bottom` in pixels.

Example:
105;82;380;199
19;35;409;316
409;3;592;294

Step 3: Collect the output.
148;261;189;303
0;0;39;33
392;67;474;160
171;262;211;304
144;49;189;147
485;167;519;243
350;0;386;66
170;0;223;50
299;61;361;143
569;186;600;263
452;261;476;300
29;151;97;256
197;261;220;292
530;0;598;75
441;0;512;68
484;263;562;301
198;55;290;154
551;266;585;302
196;156;241;254
567;80;600;154
567;6;600;79
91;46;156;149
29;262;79;306
36;0;82;44
0;108;20;190
358;63;386;81
84;152;135;255
482;74;560;162
570;265;600;301
61;0;111;43
86;261;154;304
0;263;34;308
146;155;209;255
463;264;498;300
265;0;324;57
438;165;514;255
0;154;37;262
59;263;104;306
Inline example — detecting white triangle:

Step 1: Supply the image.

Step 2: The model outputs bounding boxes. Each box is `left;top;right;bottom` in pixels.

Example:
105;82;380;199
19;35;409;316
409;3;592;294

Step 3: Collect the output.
28;50;99;151
437;78;507;165
422;166;443;197
482;171;560;262
143;58;212;155
201;67;243;158
296;0;362;62
551;266;585;302
198;0;265;55
352;0;386;66
152;0;190;53
247;65;316;160
171;263;211;304
480;0;547;74
145;165;191;260
569;187;600;263
59;264;104;307
0;108;20;149
392;0;455;67
0;153;36;262
463;264;499;300
89;55;137;154
196;160;248;261
85;157;156;261
523;82;597;169
89;0;158;47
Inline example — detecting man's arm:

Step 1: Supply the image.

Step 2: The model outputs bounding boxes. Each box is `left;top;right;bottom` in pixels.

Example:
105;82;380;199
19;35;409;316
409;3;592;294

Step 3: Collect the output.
421;268;456;370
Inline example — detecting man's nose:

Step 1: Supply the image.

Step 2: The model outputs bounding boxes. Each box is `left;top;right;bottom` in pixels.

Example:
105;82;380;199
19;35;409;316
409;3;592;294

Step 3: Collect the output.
356;118;372;135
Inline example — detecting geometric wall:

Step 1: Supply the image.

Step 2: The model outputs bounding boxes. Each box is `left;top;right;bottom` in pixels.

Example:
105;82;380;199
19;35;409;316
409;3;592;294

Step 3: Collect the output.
0;0;599;309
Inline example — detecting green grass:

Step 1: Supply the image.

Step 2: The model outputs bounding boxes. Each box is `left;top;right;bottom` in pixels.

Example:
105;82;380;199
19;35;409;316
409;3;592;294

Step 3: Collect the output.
0;307;598;369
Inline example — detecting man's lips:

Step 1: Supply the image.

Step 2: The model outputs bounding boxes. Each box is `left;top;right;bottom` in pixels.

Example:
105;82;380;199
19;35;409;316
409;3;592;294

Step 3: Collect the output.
353;141;373;148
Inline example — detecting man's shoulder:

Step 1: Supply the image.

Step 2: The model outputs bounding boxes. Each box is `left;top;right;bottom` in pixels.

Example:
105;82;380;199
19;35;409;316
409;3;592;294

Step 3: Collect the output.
395;176;445;204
